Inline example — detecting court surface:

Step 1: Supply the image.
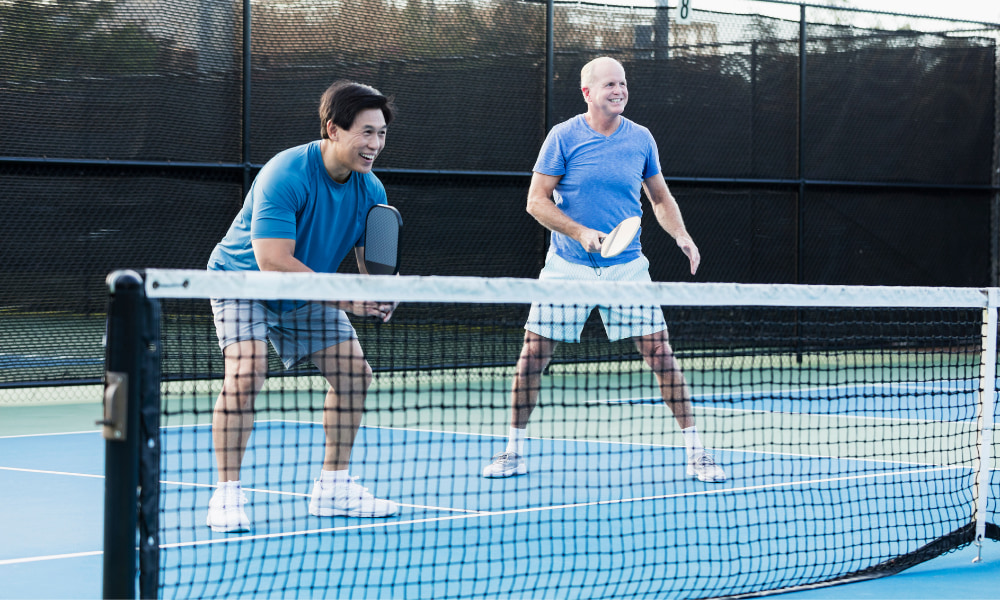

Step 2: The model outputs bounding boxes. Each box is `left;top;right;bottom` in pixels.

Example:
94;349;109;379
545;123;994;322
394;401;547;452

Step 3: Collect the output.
2;372;998;599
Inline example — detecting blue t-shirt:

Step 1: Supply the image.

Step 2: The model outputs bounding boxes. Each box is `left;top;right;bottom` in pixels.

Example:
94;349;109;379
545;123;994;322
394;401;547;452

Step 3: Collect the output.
533;115;660;266
208;141;387;309
209;140;386;273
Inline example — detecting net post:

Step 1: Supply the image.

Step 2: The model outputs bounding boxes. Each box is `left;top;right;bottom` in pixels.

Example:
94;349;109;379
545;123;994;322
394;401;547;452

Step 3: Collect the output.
137;283;162;598
973;288;998;560
102;270;159;599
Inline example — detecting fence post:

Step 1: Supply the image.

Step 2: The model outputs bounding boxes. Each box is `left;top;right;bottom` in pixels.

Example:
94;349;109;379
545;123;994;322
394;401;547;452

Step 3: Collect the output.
797;3;807;285
242;0;253;199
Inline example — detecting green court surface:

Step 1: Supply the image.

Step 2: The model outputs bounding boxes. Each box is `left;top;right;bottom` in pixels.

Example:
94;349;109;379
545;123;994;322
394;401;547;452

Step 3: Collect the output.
0;390;102;436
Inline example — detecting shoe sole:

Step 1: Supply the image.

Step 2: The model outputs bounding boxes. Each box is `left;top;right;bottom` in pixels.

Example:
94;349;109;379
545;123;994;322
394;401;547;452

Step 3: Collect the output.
482;463;528;478
208;523;250;533
309;506;399;518
206;517;250;533
687;468;727;483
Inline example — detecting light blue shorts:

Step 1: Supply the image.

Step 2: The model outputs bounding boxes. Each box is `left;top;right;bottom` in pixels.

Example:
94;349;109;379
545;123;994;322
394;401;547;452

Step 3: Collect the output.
210;299;357;369
525;252;668;343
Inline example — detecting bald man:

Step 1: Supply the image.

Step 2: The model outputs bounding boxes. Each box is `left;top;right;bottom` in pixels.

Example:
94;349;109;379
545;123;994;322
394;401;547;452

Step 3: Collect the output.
482;56;726;484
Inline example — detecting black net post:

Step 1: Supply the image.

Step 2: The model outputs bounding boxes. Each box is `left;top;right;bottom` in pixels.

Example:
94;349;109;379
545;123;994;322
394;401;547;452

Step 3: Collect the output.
137;281;162;600
101;270;160;599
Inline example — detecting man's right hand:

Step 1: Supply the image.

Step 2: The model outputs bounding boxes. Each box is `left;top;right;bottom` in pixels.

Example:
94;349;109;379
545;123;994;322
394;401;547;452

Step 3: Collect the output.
578;228;605;253
336;300;389;320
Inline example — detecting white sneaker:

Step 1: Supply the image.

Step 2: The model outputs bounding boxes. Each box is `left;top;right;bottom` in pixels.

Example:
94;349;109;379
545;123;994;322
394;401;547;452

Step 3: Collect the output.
687;452;727;483
308;477;399;517
482;452;527;478
206;484;250;533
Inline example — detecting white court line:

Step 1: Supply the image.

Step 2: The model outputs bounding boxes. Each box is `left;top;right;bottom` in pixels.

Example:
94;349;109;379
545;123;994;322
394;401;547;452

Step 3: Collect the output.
0;464;485;515
590;379;979;403
176;419;967;468
2;420;965;480
10;463;951;561
0;466;103;479
587;400;974;425
352;422;968;469
0;550;103;566
2;421;972;564
0;429;100;439
155;464;961;550
0;457;967;564
587;379;979;425
155;478;482;515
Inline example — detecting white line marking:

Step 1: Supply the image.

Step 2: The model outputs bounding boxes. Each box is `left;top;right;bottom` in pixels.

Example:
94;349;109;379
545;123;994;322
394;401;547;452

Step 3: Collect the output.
0;550;103;566
0;430;100;439
158;464;959;550
0;466;103;479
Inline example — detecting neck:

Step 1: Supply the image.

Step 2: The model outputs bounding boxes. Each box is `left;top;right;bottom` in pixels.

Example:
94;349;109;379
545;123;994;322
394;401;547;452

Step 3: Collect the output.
319;139;350;183
585;112;620;136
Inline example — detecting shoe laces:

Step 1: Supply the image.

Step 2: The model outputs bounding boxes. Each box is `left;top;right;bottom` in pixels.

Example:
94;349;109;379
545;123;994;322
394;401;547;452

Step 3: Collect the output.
338;476;375;499
226;489;248;507
491;451;519;464
211;487;248;510
693;453;718;469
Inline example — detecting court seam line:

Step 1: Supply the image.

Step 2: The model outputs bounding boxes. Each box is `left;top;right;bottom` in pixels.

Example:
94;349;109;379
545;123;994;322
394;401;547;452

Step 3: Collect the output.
1;423;969;475
156;479;482;514
241;420;973;469
585;400;977;425
152;464;962;550
0;466;104;479
2;423;964;474
0;550;103;566
0;464;965;564
0;429;100;439
2;429;970;558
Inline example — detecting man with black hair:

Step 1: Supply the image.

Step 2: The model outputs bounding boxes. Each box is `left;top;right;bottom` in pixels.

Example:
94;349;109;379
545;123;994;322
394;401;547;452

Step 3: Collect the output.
206;80;400;532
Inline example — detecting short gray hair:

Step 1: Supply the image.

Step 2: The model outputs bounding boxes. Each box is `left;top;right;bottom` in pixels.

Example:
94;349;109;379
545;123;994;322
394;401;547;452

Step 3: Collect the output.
580;56;624;88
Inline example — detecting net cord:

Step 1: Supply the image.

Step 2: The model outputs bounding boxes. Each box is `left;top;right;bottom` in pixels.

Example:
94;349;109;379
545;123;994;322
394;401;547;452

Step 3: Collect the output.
143;269;991;309
974;289;998;546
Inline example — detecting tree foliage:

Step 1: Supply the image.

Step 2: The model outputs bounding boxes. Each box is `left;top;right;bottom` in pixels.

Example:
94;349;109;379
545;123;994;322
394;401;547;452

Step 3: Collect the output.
0;0;161;82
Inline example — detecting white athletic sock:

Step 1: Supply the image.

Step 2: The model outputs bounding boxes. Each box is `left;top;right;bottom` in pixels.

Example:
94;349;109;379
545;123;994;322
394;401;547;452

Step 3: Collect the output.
682;426;704;459
217;480;241;491
318;469;351;485
506;427;526;456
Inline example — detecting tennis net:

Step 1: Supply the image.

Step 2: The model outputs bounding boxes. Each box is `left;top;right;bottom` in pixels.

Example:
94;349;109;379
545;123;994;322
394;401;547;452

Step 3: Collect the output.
103;269;999;599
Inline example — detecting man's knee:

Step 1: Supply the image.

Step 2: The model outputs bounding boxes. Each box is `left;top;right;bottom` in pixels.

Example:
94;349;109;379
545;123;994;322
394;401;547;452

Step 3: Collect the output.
517;333;554;374
642;337;679;372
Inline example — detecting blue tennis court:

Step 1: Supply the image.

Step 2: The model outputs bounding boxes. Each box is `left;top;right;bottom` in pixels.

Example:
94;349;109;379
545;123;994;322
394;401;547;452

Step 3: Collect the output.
2;371;994;599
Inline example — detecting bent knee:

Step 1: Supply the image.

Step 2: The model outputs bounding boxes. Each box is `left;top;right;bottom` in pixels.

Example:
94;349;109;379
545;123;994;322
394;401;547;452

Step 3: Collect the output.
642;339;679;370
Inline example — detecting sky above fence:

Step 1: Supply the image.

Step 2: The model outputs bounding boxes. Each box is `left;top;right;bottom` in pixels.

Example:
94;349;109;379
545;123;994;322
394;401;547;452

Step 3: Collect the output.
636;0;1000;26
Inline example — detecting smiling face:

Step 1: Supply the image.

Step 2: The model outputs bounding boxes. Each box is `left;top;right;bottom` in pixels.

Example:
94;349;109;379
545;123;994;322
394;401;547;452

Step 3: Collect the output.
324;107;387;183
581;57;628;120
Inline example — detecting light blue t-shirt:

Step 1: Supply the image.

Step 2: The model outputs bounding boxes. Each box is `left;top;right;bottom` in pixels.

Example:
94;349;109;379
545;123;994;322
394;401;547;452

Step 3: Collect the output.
533;114;660;266
208;141;387;310
209;140;386;273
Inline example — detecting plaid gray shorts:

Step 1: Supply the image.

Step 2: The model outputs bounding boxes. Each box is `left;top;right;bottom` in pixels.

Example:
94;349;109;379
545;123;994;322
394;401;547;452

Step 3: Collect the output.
210;298;357;368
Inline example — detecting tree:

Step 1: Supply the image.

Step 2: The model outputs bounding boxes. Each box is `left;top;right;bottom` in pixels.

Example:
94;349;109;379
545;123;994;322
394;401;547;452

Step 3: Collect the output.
0;0;161;83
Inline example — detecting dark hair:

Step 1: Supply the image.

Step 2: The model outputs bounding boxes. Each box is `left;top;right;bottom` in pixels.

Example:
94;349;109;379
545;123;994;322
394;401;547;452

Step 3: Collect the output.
319;80;396;139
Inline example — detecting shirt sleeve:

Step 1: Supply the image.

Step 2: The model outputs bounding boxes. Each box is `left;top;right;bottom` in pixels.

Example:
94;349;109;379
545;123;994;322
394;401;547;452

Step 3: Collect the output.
249;162;302;240
642;128;662;180
532;127;567;176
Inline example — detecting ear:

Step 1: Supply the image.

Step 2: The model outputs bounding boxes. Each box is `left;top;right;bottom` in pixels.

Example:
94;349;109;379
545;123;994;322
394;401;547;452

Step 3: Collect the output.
581;86;591;102
325;119;339;140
